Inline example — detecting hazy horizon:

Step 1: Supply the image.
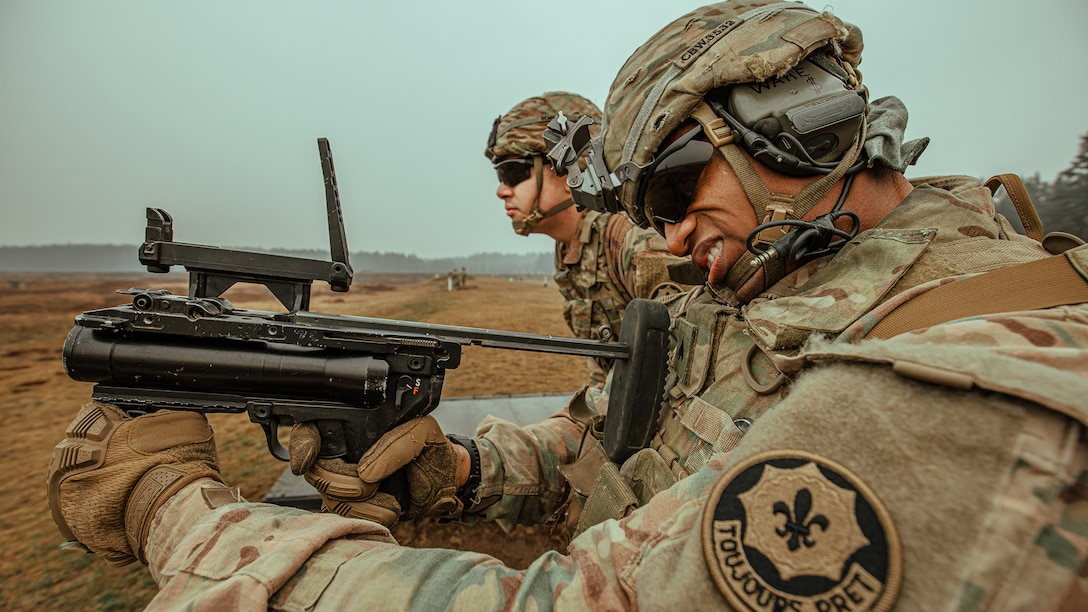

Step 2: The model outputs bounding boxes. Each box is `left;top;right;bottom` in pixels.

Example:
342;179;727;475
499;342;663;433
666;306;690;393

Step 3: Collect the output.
3;0;1085;257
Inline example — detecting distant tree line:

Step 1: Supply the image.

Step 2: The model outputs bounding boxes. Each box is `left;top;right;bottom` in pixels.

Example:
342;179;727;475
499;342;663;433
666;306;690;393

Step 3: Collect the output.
994;131;1088;240
0;245;554;275
8;137;1085;275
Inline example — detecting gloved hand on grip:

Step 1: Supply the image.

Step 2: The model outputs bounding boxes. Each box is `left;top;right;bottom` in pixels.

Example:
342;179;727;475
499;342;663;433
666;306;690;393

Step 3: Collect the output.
289;415;466;527
289;422;402;527
46;402;223;566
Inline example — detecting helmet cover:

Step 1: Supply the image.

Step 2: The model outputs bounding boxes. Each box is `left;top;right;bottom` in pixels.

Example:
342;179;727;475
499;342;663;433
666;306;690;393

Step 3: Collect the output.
487;92;603;162
600;1;860;224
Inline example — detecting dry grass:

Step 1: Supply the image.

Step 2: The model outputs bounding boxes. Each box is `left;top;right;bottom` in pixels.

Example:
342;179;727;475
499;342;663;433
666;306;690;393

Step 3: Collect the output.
0;272;587;610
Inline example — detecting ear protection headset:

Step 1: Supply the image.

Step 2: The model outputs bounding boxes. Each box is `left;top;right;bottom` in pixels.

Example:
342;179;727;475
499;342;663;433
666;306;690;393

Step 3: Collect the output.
706;59;868;178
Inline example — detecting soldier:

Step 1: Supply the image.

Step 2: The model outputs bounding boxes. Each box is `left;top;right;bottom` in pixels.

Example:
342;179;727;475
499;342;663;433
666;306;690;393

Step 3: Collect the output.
487;92;689;385
48;2;1088;609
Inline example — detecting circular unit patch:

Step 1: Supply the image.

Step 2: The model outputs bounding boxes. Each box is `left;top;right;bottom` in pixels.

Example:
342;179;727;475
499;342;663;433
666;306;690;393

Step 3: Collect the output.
702;450;901;611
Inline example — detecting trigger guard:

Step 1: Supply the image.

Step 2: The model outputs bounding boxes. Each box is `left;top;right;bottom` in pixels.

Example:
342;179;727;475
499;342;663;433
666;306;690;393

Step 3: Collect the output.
260;417;291;462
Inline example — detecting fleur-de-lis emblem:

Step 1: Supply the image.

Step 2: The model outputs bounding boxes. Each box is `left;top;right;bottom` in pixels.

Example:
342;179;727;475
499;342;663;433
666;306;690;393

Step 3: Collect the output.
773;488;829;551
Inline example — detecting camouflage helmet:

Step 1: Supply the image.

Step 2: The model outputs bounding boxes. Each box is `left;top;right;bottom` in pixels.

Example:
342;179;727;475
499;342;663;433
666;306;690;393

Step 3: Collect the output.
600;1;863;225
486;92;603;161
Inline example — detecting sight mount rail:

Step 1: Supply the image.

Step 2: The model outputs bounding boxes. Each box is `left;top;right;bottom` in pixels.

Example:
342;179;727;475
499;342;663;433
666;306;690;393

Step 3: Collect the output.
138;138;353;312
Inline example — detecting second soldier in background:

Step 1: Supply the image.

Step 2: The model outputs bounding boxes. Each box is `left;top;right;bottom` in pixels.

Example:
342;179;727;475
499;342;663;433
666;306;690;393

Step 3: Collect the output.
486;92;689;385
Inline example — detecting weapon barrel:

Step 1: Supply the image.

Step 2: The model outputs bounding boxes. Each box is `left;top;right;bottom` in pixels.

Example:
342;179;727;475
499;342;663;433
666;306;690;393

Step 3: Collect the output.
62;326;389;405
293;312;630;360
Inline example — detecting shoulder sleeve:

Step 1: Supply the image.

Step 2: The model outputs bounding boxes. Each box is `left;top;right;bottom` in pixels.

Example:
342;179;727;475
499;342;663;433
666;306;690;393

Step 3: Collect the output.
604;216;688;300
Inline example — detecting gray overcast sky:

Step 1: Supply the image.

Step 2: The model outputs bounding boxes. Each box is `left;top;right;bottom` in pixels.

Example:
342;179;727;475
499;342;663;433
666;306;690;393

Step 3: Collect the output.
2;0;1086;258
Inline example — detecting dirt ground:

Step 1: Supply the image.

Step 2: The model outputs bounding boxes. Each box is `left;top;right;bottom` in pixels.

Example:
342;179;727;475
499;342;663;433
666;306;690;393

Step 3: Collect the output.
0;272;588;609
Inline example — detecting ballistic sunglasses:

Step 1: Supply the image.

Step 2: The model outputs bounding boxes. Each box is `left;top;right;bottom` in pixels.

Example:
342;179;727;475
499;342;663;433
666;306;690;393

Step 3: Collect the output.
494;157;536;187
639;125;716;230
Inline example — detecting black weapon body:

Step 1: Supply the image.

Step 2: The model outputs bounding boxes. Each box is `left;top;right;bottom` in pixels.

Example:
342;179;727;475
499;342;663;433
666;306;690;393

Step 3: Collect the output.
63;290;649;463
62;138;671;466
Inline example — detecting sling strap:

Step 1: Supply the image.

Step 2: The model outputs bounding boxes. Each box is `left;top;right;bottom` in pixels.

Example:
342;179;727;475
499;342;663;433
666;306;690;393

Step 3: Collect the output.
867;245;1088;340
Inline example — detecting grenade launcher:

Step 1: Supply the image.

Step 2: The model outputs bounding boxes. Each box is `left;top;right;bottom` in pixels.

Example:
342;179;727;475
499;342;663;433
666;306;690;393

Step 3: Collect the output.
61;139;670;466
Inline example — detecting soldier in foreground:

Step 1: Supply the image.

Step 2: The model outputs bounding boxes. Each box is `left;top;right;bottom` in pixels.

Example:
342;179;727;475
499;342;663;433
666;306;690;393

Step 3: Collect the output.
487;92;687;385
49;1;1088;609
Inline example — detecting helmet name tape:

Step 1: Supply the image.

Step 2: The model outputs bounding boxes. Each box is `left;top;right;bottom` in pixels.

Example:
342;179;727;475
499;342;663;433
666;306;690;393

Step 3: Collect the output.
676;19;741;68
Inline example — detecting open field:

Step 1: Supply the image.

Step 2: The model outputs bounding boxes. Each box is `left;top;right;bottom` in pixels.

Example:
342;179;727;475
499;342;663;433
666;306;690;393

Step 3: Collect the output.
0;272;588;609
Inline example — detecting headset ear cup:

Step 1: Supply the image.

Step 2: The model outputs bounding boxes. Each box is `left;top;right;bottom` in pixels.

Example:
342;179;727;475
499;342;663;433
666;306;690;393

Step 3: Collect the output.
712;59;866;176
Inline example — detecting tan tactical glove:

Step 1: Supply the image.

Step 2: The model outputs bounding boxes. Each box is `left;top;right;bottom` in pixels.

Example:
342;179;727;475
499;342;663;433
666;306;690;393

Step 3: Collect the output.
289;421;401;527
290;416;463;526
359;416;463;520
46;402;222;566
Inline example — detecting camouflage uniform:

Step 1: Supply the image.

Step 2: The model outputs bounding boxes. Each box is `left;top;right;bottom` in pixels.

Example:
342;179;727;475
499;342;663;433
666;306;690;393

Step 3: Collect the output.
138;177;1088;610
488;92;687;385
97;3;1088;608
555;209;682;385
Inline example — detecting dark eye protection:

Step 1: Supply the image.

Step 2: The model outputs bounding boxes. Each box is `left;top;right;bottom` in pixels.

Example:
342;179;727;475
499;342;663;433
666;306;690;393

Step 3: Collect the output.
639;126;715;230
494;158;536;187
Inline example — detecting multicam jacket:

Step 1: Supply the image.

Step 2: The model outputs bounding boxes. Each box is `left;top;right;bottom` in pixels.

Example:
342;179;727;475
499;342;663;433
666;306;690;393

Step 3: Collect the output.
141;176;1088;609
555;209;684;385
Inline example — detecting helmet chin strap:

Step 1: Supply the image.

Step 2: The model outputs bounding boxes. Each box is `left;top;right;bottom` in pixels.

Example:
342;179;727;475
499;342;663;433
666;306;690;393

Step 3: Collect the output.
688;103;867;294
512;156;575;236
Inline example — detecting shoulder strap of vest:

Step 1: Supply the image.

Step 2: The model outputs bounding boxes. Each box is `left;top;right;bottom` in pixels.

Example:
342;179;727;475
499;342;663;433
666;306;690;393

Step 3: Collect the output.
866;245;1088;340
985;173;1044;241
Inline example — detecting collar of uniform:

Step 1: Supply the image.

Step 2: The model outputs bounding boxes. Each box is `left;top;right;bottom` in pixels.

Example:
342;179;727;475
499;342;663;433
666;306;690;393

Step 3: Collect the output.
560;210;600;267
743;225;937;351
729;176;1004;351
